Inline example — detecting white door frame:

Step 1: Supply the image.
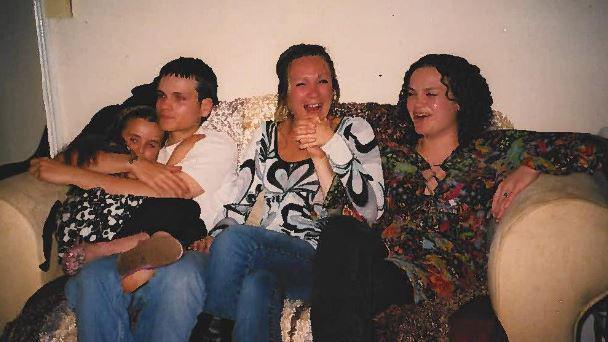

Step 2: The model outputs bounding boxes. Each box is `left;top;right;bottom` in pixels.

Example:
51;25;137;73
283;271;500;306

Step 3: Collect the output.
32;0;59;157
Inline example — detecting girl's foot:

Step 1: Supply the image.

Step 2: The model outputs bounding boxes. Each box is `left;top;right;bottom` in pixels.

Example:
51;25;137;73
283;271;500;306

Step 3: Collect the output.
121;269;156;293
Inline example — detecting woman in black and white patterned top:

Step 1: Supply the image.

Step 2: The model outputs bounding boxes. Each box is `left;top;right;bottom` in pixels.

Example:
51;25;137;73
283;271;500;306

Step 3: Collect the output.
201;44;384;341
218;115;383;247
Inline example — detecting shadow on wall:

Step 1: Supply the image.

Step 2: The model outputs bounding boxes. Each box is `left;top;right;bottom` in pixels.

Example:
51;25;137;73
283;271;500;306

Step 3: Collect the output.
0;80;157;181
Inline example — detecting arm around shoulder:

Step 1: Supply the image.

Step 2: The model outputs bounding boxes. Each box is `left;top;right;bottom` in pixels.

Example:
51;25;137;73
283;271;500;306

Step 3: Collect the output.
175;131;238;199
30;157;162;197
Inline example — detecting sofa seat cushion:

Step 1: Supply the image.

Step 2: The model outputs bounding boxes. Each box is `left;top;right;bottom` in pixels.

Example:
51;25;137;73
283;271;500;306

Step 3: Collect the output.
2;277;313;342
3;279;504;342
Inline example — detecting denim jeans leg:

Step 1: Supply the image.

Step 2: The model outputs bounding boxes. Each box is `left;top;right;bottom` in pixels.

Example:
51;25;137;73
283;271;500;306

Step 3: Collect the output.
233;270;283;341
65;255;133;342
205;225;261;319
205;225;315;342
132;251;208;342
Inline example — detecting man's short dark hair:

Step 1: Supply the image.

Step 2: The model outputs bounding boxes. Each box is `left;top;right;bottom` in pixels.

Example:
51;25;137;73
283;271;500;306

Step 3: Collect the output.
158;57;219;105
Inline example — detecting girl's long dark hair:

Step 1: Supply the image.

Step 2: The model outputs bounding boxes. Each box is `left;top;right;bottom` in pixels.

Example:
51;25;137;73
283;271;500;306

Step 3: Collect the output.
62;105;161;166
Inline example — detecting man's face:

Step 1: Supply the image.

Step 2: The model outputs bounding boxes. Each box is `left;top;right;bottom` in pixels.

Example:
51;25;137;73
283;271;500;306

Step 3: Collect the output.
156;75;212;142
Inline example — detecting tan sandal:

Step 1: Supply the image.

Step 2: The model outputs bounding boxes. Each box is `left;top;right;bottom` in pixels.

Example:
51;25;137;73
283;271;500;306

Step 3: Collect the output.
116;235;183;277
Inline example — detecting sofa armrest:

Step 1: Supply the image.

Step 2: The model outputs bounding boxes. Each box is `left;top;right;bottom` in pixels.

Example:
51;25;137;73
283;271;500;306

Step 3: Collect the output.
488;172;608;341
0;173;66;329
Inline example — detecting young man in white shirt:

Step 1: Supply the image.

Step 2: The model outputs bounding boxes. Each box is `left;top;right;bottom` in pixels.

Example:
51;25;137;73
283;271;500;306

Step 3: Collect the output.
32;57;236;341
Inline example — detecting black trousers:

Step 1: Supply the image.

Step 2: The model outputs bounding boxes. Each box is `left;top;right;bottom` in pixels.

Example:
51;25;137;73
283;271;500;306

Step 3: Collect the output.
118;198;207;247
311;216;413;342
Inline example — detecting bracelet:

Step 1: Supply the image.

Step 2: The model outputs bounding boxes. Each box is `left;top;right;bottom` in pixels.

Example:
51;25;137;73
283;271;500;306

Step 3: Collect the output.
128;153;138;164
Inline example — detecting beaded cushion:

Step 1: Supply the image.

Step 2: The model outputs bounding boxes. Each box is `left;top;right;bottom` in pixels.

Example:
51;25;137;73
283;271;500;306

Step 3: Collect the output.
203;94;277;163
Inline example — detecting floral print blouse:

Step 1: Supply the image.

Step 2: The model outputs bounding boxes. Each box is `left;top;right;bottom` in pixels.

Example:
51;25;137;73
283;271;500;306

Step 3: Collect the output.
221;117;384;248
329;129;606;303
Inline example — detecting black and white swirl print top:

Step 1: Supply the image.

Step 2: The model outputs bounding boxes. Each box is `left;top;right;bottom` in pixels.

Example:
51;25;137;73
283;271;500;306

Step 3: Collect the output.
224;117;384;248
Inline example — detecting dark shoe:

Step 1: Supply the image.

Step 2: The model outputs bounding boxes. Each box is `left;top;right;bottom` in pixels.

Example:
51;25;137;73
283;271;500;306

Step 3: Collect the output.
190;313;234;342
204;316;234;342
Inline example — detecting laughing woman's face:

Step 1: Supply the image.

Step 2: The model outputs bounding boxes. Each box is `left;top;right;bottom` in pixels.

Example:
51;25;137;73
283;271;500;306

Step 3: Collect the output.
286;55;334;121
406;66;460;140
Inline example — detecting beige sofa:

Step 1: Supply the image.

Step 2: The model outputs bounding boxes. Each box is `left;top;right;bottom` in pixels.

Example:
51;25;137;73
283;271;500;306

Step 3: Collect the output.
488;172;608;341
1;95;607;341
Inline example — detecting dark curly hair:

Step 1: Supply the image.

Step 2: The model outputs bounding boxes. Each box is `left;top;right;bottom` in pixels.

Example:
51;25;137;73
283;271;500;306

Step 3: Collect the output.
396;54;493;146
274;44;340;120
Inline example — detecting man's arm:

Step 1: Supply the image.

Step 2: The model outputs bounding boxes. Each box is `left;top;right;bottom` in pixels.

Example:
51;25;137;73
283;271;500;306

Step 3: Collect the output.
55;149;189;196
173;132;238;202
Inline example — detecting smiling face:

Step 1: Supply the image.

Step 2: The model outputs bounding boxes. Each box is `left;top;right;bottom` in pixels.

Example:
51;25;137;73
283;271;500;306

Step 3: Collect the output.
406;66;460;140
121;118;164;161
286;55;334;121
156;75;212;144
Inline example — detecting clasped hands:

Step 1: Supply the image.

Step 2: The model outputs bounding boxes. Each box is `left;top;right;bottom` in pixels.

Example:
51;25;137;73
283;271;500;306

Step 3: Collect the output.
292;116;335;158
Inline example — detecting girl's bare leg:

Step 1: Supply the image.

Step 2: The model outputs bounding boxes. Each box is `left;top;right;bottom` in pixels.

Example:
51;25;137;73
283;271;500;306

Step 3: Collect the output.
62;233;151;276
122;269;156;293
83;232;150;262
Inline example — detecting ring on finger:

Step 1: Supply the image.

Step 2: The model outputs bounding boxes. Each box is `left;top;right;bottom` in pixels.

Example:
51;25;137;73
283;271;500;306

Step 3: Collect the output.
503;192;510;198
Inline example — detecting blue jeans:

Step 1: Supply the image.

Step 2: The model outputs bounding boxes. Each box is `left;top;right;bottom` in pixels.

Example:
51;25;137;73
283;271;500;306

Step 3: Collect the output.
205;225;315;342
65;251;207;342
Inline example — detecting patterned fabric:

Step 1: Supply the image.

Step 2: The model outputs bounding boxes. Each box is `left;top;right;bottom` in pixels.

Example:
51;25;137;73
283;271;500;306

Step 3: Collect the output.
204;94;277;163
371;129;605;303
373;282;489;341
222;117;384;248
55;186;145;260
0;276;76;342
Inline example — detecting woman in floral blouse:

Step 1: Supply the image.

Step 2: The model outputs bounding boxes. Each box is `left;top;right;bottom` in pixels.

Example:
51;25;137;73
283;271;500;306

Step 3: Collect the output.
199;44;384;341
312;53;607;341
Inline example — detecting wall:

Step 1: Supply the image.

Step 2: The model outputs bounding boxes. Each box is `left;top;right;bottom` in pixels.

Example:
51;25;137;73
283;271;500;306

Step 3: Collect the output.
0;0;47;165
44;0;608;150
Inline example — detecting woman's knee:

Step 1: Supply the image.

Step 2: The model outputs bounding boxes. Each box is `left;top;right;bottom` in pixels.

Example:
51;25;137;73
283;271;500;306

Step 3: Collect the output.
318;215;372;250
211;225;258;255
241;270;278;299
